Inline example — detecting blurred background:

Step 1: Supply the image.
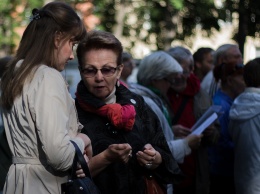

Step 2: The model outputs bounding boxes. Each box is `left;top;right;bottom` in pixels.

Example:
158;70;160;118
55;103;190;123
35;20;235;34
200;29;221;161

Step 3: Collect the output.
1;0;260;96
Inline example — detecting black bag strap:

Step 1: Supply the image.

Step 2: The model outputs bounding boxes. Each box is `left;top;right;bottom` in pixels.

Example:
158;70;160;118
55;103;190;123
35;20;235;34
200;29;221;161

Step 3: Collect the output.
172;96;189;125
70;140;92;180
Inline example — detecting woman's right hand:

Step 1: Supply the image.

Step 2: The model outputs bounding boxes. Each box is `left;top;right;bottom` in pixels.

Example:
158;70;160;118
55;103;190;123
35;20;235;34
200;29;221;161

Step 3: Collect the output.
172;124;191;138
185;134;203;150
104;143;132;163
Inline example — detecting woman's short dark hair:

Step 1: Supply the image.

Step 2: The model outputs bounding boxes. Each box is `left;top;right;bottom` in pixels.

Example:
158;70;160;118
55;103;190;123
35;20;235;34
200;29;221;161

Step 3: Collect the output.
77;30;123;68
244;57;260;87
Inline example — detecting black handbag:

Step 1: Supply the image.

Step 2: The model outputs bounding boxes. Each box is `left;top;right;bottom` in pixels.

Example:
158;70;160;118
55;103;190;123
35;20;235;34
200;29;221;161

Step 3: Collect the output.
61;141;100;194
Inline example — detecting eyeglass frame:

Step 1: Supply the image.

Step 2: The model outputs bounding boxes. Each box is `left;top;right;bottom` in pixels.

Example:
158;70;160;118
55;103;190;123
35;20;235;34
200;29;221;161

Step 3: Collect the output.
79;65;122;78
220;63;244;76
163;72;185;85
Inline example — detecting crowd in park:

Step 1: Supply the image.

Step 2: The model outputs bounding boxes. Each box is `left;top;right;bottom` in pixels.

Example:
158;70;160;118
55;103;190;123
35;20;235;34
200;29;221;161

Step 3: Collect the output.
1;1;260;194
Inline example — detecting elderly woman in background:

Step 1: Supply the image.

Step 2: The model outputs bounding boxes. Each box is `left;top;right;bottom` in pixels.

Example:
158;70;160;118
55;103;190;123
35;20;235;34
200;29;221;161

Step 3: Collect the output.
166;46;219;194
75;30;181;194
128;51;203;194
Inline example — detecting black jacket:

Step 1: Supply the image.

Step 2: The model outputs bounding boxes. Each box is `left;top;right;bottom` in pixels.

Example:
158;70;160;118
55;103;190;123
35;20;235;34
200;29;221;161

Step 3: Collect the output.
75;84;181;194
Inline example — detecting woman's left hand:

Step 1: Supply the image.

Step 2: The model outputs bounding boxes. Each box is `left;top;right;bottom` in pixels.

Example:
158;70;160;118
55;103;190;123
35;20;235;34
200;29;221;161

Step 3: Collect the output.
75;154;90;178
136;144;162;170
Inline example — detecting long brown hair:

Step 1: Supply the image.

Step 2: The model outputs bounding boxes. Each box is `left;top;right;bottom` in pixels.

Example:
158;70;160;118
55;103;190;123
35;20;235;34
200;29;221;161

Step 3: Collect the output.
1;2;87;110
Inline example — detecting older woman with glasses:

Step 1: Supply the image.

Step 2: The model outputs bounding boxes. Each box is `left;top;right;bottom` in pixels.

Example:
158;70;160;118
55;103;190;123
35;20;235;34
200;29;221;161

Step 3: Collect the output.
75;30;181;194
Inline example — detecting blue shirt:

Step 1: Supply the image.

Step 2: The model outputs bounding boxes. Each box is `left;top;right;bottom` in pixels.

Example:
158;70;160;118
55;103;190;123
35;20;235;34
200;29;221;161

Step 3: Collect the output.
208;89;234;176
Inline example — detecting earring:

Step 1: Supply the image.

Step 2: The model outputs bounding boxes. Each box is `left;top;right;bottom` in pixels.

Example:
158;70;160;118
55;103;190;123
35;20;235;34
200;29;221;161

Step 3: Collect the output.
117;79;120;87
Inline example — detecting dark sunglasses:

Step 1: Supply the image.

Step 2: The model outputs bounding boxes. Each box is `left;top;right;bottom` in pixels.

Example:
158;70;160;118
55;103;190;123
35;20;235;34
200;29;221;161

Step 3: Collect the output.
80;65;121;78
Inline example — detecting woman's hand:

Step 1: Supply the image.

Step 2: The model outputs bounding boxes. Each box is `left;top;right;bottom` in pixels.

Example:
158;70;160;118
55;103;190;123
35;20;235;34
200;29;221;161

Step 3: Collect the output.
104;143;132;163
87;143;132;177
172;124;191;138
76;133;92;159
74;133;92;178
136;144;162;170
185;134;203;150
203;124;216;136
75;154;90;178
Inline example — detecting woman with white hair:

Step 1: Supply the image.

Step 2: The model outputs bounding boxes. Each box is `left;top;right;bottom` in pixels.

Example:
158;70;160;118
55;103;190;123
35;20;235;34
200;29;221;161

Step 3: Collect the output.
128;51;202;194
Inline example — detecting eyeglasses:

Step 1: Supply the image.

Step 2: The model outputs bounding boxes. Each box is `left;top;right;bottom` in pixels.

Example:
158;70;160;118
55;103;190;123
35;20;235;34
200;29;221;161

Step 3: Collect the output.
164;73;184;85
220;63;244;76
80;65;121;78
234;63;244;70
164;78;175;85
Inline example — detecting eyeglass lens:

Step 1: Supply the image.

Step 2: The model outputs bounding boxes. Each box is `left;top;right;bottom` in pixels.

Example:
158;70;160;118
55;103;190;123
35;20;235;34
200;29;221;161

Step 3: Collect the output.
81;66;118;78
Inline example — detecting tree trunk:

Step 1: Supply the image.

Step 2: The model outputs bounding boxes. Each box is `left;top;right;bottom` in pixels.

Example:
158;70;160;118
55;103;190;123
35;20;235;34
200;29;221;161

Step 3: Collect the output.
237;0;248;57
113;0;127;40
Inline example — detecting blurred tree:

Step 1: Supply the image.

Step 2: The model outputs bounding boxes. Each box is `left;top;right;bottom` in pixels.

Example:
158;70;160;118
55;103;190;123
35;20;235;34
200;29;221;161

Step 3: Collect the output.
90;0;260;56
0;0;44;55
93;0;227;51
1;0;260;56
225;0;260;56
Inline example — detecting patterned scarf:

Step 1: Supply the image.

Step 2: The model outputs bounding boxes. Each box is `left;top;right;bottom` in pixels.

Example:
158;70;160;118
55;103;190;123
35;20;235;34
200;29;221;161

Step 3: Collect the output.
75;81;136;131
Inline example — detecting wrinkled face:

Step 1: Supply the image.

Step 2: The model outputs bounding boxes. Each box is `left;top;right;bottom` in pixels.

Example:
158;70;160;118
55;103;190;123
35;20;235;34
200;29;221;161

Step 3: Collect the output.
170;59;192;93
223;47;243;65
55;36;76;71
79;49;123;100
201;52;214;76
158;73;181;94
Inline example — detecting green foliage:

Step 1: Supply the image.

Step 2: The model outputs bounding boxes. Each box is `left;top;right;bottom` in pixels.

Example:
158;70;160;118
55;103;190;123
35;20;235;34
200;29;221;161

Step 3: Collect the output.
1;0;260;55
93;0;228;50
93;0;116;31
169;0;184;10
0;0;44;54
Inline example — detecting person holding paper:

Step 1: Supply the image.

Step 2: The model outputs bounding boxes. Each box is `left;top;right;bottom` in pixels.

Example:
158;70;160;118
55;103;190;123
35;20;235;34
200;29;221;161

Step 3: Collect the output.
229;58;260;194
167;46;219;194
208;60;245;194
128;51;203;193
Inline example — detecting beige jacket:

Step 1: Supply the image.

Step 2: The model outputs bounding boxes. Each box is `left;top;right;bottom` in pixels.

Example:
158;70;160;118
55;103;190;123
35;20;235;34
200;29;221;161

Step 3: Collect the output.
3;65;84;194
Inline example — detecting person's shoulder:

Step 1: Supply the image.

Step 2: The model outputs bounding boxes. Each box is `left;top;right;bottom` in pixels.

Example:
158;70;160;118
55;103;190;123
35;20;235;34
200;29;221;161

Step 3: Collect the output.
30;65;65;90
35;65;65;83
36;65;62;78
121;85;147;107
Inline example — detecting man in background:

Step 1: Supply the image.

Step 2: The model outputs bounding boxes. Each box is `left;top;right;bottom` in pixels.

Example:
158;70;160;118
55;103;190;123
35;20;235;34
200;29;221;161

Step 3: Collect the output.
193;47;214;82
200;44;243;99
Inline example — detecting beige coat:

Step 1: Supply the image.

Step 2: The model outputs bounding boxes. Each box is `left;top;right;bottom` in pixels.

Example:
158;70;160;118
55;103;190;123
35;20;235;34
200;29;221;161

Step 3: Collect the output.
3;65;84;194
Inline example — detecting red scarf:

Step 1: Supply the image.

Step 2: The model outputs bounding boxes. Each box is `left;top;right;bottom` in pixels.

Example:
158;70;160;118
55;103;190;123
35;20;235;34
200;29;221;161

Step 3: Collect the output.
76;81;136;131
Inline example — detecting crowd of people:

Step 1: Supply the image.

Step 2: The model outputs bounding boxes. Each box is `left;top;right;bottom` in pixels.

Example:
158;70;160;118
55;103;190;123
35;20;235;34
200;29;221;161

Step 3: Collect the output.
0;1;260;194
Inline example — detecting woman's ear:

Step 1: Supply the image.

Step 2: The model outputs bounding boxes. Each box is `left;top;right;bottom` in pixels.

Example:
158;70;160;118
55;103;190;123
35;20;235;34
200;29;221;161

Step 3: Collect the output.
116;64;124;79
54;31;62;49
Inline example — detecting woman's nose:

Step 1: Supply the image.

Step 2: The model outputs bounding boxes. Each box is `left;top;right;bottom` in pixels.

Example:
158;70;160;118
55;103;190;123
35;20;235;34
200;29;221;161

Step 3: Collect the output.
70;52;74;60
95;69;104;81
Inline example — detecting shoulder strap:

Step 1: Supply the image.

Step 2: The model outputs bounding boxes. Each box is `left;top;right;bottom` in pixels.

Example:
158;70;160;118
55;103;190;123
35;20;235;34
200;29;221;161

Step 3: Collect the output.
70;140;92;180
172;96;189;125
